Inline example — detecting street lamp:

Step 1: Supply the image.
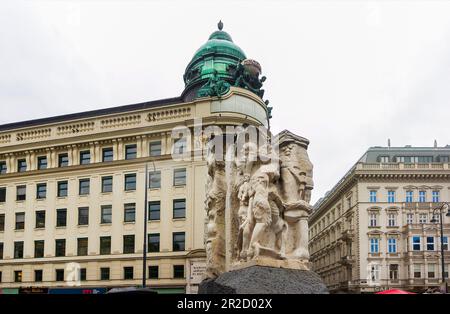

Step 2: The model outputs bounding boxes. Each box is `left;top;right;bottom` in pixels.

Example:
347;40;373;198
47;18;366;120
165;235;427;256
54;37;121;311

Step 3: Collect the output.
430;202;450;294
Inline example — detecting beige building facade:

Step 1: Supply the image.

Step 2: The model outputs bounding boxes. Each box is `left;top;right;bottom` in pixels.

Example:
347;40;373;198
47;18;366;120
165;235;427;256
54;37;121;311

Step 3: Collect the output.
309;146;450;293
0;23;270;294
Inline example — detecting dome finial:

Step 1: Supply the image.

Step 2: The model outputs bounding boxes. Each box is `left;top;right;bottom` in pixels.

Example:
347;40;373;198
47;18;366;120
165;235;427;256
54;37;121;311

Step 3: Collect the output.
218;20;223;31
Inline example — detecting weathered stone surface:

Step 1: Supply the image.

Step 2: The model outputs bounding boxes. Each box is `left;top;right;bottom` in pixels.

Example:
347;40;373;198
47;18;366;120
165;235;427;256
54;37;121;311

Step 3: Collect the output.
198;266;328;294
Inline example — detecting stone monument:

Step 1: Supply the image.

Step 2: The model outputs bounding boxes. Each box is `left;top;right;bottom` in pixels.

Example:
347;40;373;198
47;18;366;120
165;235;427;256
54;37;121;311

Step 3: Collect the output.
199;127;328;294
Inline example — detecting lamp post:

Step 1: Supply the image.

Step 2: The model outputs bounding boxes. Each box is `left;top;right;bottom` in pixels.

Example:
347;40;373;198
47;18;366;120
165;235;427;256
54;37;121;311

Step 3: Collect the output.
430;202;450;294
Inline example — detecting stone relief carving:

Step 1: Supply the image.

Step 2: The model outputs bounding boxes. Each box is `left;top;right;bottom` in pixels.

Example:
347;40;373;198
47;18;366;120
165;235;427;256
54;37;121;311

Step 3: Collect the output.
204;128;314;278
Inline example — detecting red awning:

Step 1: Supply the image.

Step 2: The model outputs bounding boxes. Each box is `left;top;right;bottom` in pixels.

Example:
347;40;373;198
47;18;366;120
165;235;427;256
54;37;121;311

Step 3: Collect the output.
376;289;416;294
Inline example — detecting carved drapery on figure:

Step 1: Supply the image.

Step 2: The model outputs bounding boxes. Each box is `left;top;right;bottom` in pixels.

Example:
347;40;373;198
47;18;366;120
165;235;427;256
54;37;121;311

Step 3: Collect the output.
204;128;314;278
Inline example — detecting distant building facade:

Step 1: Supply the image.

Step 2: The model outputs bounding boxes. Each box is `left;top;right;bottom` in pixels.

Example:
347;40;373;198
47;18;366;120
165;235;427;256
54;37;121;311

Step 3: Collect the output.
0;23;270;294
309;145;450;293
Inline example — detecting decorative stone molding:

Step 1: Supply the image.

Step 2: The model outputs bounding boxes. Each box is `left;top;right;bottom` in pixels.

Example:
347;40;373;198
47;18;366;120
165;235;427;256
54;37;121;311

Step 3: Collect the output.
145;107;191;122
101;115;141;129
57;122;95;135
16;128;51;141
0;134;11;144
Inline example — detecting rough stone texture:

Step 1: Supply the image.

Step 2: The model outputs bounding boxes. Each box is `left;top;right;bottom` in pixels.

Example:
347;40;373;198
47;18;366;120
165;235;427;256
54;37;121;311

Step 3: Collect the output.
198;266;328;294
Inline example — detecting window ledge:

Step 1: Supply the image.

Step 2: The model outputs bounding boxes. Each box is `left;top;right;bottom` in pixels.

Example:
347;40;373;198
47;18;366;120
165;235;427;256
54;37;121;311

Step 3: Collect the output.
56;196;67;199
101;192;112;195
172;218;186;221
36;198;46;201
123;221;136;225
148;219;161;223
100;223;112;226
77;224;89;227
55;226;67;229
124;190;136;193
34;227;45;231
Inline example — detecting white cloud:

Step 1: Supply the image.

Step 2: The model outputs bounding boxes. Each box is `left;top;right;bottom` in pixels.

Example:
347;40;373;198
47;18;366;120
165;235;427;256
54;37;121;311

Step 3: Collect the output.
1;0;450;202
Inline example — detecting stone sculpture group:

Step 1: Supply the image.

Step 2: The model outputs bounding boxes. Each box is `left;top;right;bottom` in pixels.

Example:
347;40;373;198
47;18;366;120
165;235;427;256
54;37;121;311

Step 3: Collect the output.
204;128;314;278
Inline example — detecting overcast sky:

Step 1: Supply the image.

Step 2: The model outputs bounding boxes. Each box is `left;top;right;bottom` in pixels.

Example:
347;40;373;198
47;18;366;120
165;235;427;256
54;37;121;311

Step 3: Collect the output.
1;0;450;203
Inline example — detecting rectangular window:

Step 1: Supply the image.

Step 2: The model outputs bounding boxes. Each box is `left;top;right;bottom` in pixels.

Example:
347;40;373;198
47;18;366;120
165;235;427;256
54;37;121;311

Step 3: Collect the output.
389;264;399;280
123;235;135;254
418;191;426;203
173;265;184;279
35;210;46;228
56;209;67;227
102;148;114;162
79;179;90;195
100;268;110;280
407;213;414;224
426;236;435;251
387;213;397;227
55;269;64;281
149;171;161;189
124;203;136;222
55;239;66;257
388;238;397;253
77;238;88;256
432;190;440;203
443;236;449;251
125;144;137;160
414;264;422;278
406;190;413;203
412;236;421;251
100;236;111;255
369;213;377;227
14;241;24;259
0;161;6;174
369;190;377;203
35;270;43;282
173;168;187;186
0;187;6;202
388;190;395;203
149;201;161;221
419;213;427;224
101;205;112;224
36;183;47;199
17;159;27;172
173;137;187;155
0;242;3;259
57;181;68;197
0;214;4;231
15;212;25;230
439;156;450;162
124;174;136;191
148;266;159;279
148;233;160;252
123;267;134;280
101;176;113;193
78;207;89;225
79;150;91;165
37;156;48;170
370;238;379;253
428;264;436;278
379;156;389;163
14;270;22;282
173;199;186;219
150;141;162;156
34;240;44;258
16;185;26;201
370;264;380;282
58;154;69;167
80;268;86;281
172;232;185;252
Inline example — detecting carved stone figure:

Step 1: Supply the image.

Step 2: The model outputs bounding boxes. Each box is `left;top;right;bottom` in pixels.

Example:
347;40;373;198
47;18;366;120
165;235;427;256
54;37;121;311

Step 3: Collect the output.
203;128;314;278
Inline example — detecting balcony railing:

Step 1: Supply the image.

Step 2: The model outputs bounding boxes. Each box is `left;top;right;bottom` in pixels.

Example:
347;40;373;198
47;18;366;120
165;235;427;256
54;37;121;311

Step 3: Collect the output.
356;162;450;171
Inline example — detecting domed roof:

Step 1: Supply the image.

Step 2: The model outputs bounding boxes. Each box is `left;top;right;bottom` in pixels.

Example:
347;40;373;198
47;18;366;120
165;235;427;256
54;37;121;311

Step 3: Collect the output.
182;21;247;101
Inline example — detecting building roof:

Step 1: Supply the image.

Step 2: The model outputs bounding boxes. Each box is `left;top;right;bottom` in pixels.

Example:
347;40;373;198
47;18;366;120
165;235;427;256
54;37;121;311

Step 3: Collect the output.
313;144;450;212
359;145;450;163
0;96;183;133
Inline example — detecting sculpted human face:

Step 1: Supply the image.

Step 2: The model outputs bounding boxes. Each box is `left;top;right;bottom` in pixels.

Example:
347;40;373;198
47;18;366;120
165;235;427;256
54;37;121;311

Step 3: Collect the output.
281;144;294;157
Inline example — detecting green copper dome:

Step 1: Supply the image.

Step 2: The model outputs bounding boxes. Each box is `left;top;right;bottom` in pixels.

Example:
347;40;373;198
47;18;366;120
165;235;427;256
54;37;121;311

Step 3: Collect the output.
182;21;247;101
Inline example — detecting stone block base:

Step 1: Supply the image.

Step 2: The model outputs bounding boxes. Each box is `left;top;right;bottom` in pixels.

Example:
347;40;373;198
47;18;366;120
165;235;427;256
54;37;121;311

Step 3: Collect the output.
198;265;328;294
